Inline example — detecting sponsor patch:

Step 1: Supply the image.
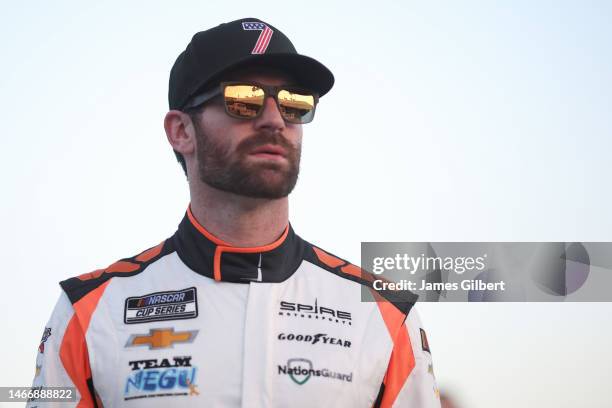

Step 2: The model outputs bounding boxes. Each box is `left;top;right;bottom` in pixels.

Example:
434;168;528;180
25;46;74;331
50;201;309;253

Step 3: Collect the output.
124;356;199;400
278;299;352;325
38;327;51;353
278;358;353;385
420;328;431;353
277;333;351;348
124;288;198;324
125;328;199;350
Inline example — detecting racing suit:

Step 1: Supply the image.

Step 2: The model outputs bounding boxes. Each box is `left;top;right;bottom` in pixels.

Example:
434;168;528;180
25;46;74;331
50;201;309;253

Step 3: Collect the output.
28;206;440;407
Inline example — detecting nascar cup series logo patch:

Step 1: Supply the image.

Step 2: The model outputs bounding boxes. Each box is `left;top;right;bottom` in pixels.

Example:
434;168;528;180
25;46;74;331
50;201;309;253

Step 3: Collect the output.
241;22;273;54
124;288;198;324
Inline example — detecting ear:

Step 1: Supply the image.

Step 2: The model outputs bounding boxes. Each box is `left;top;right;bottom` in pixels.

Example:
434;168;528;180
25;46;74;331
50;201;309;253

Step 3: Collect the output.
164;110;196;156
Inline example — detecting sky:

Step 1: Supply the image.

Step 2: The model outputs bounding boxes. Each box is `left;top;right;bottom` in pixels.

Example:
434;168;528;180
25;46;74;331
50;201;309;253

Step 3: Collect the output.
1;1;611;407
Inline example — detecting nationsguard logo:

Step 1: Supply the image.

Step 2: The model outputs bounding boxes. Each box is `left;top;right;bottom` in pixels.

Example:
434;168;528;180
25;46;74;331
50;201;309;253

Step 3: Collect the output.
125;328;198;350
278;358;353;385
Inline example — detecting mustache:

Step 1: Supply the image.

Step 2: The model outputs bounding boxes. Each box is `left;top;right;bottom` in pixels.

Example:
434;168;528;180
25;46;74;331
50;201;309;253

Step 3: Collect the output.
236;131;297;155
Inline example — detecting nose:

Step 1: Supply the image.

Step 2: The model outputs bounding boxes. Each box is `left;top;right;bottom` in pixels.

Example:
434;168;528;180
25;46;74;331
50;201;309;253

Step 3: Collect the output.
253;95;285;132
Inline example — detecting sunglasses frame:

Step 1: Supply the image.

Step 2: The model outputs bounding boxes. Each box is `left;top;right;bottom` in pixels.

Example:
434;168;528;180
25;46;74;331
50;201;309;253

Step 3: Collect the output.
184;81;319;124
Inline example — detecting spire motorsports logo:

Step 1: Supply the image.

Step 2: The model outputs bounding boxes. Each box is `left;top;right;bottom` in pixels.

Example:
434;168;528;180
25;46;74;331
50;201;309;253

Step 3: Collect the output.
278;358;353;385
278;299;352;325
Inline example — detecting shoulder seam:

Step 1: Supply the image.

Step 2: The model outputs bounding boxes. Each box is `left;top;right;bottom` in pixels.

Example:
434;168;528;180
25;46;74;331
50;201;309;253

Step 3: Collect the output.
304;244;417;315
60;239;176;305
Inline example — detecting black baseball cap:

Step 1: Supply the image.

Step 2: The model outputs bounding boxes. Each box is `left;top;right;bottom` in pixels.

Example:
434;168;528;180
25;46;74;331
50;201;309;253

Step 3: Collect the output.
168;17;335;110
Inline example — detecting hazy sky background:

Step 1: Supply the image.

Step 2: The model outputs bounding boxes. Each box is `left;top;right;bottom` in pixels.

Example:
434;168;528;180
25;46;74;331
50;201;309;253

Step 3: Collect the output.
1;1;611;407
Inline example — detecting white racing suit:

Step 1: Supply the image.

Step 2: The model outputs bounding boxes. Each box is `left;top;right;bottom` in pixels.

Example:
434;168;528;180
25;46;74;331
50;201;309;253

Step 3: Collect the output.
29;206;440;407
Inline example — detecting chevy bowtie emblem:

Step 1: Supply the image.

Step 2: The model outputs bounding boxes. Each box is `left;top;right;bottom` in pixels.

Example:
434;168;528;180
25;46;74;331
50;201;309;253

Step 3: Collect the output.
125;328;198;349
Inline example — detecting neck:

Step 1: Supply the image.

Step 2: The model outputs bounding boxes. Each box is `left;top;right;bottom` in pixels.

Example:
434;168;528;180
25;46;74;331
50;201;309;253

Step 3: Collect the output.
189;181;289;247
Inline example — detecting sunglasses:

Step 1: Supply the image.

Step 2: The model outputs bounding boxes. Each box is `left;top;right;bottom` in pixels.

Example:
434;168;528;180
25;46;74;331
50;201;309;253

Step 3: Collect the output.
184;81;319;124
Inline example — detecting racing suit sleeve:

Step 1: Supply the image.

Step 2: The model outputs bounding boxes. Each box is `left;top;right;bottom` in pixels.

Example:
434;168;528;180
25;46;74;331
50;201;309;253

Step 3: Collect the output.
375;307;441;408
26;291;97;408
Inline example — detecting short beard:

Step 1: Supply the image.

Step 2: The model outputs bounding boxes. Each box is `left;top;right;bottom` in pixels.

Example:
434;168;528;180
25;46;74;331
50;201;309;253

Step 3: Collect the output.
193;120;301;199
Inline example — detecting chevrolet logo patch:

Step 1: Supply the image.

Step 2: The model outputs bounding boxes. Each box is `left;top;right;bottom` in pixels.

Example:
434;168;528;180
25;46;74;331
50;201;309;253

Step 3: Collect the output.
125;328;198;349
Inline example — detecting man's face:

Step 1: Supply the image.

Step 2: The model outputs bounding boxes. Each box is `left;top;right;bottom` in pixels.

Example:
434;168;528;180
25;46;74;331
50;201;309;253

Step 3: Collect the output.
191;70;303;199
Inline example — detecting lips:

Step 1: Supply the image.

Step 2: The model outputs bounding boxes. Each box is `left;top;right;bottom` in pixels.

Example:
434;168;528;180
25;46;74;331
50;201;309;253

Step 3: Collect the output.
249;144;287;158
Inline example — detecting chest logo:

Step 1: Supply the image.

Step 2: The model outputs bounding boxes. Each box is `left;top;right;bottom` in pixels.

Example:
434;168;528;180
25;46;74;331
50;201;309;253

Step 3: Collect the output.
124;287;198;324
278;358;353;385
126;328;199;349
277;333;351;348
278;299;352;325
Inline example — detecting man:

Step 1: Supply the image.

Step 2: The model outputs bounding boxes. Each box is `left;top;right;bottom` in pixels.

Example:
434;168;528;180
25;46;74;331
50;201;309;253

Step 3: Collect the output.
29;18;440;407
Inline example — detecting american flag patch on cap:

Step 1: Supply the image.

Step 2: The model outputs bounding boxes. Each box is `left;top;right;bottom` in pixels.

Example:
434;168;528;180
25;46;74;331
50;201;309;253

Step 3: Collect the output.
242;22;274;54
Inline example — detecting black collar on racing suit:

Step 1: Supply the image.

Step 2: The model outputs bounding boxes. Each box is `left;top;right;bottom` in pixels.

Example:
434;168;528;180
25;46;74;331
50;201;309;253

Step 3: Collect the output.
172;205;306;283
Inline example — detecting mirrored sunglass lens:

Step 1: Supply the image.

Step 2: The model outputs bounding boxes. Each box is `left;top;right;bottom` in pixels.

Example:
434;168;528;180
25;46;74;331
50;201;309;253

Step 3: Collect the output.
277;90;315;123
224;85;265;118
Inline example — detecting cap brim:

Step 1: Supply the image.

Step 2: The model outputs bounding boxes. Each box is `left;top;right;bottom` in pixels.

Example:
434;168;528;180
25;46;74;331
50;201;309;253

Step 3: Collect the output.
193;53;334;101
